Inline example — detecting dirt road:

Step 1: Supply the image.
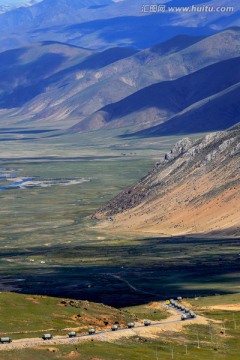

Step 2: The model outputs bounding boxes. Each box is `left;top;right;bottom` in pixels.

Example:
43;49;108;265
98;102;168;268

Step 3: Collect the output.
0;306;208;351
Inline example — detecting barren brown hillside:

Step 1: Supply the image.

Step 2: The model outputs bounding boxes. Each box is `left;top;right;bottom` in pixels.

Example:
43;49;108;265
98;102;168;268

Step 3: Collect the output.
94;124;240;236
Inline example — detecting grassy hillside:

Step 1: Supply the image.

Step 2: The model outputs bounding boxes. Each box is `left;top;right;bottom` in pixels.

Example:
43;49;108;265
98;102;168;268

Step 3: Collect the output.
0;292;168;338
0;293;239;359
0;292;131;338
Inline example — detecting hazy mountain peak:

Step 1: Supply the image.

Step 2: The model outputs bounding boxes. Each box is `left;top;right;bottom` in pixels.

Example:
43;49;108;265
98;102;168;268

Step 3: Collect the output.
0;0;42;13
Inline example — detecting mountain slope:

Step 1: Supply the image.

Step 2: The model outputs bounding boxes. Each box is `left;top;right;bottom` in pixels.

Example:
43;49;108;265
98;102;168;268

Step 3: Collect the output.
112;27;240;90
128;82;240;136
0;42;93;107
70;56;240;133
0;42;137;110
1;28;239;132
67;28;240;133
94;125;240;236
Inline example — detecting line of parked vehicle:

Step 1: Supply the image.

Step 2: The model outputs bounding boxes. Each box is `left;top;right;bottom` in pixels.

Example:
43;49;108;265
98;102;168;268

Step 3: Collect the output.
0;320;154;344
0;299;195;344
166;298;196;320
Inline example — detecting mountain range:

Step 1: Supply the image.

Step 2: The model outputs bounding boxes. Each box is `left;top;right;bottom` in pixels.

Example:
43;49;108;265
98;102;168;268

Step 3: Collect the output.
70;54;240;134
0;0;239;136
93;123;240;236
0;0;239;52
1;27;239;135
0;1;41;14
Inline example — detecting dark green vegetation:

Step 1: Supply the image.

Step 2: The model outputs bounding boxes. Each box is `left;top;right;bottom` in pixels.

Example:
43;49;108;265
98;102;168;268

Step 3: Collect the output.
3;234;240;307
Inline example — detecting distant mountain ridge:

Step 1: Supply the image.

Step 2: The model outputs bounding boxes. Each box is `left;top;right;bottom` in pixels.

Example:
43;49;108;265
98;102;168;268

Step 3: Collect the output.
94;124;240;236
69;53;240;134
0;27;239;134
0;0;239;51
0;1;42;13
128;82;240;137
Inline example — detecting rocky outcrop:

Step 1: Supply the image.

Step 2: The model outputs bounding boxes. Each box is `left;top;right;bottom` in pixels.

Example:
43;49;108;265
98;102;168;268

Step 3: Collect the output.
163;138;193;162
